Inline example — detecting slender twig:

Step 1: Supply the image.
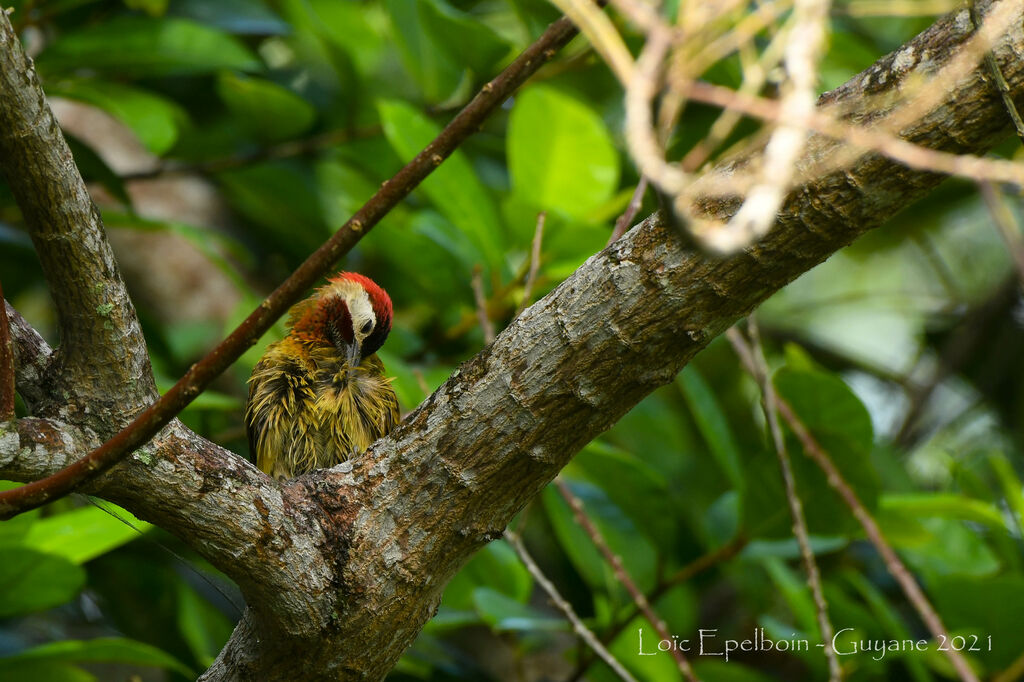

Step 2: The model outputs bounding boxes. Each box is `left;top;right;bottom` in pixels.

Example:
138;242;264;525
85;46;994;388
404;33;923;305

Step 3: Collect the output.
471;265;496;345
607;178;648;245
503;530;640;682
969;0;1024;145
569;532;749;681
0;280;14;420
0;11;586;519
707;0;831;253
516;212;546;317
682;79;1024;194
727;323;841;681
728;334;979;682
554;478;700;682
978;180;1024;287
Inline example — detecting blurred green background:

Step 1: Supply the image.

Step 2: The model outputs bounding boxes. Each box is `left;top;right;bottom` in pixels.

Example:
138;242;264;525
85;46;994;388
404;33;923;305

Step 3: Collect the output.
2;0;1024;680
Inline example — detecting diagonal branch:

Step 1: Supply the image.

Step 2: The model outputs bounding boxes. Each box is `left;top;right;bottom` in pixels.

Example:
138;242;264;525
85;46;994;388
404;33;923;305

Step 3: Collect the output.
0;10;587;518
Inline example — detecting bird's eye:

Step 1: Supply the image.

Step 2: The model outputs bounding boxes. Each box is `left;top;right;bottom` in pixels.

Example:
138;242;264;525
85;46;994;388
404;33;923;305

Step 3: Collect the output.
361;320;373;334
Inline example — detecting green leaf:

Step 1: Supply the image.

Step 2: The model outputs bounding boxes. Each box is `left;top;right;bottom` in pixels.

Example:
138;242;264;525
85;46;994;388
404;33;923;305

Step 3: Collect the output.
21;504;150;565
567;441;681;555
442;539;532;611
881;493;1007;531
385;0;509;103
39;18;260;77
171;0;290;35
541;481;658;600
508;85;620;219
0;662;95;682
218;162;329;261
0;548;85;617
677;366;744;490
377;99;505;274
0;638;192;678
217;72;316;142
176;582;234;669
895;517;1000;580
932;574;1024;668
48;80;184;155
0;481;39;547
472;587;565;633
745;367;878;538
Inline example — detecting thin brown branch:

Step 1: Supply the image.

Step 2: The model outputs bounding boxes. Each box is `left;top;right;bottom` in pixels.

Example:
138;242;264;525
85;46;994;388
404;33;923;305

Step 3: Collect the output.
503;530;639;682
554;478;700;682
471;265;496;345
730;337;979;682
0;281;14;420
570;532;749;682
607;178;648;245
0;10;586;519
727;324;841;681
516;212;547;317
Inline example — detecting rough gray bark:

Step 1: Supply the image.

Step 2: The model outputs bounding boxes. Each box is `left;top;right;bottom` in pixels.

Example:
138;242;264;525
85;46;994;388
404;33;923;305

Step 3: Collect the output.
2;1;1023;679
0;17;156;428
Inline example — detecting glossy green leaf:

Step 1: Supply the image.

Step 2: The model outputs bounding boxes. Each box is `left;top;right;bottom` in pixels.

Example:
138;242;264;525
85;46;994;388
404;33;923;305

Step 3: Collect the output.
38;18;260;76
176;582;234;669
567;441;681;555
218;162;329;261
744;367;879;538
0;638;192;678
21;504;150;565
442;539;532;611
677;366;744;489
932;574;1024;668
472;587;565;633
0;662;95;682
508;85;620;218
378;99;505;274
171;0;290;35
48;80;184;155
0;548;85;617
217;72;316;142
541;481;658;599
881;493;1007;531
386;0;509;103
896;517;1000;580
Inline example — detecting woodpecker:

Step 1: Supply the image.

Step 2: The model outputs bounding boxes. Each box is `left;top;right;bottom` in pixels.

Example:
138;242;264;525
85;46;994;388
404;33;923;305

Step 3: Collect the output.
245;272;399;479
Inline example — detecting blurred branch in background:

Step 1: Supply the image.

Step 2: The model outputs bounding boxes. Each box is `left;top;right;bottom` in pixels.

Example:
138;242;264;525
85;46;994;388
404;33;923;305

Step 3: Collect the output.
729;326;979;682
554;478;700;682
727;322;841;682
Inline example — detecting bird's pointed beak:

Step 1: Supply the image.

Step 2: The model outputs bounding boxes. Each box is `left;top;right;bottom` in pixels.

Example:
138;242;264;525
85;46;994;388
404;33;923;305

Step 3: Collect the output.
346;340;362;371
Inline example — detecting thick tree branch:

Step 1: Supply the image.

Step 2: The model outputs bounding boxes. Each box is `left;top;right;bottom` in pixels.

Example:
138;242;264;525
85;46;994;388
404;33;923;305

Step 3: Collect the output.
3;300;52;411
3;1;1023;679
0;14;155;423
0;10;584;517
0;285;14;420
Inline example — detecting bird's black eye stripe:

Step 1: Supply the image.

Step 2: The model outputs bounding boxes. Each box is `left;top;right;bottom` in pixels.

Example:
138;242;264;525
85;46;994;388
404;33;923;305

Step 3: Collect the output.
361;320;373;334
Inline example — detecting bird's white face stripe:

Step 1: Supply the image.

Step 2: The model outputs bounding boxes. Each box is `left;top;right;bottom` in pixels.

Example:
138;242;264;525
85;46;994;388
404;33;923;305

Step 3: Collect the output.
323;279;376;344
